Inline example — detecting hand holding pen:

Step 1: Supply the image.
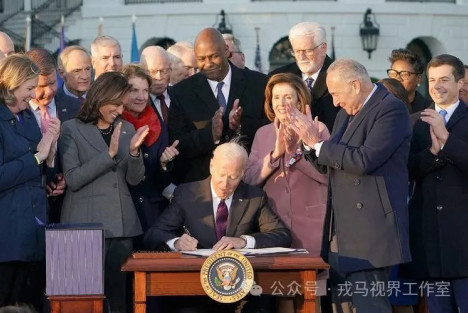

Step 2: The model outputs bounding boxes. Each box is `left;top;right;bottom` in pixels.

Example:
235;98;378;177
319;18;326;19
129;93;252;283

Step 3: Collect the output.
174;226;198;251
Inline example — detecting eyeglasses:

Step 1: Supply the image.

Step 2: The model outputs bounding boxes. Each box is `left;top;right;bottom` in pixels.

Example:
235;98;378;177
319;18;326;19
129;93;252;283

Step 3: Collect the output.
149;68;171;76
290;43;324;57
387;69;419;80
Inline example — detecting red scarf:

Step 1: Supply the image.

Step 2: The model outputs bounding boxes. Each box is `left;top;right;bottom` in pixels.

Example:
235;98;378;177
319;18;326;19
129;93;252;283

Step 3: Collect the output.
122;105;161;147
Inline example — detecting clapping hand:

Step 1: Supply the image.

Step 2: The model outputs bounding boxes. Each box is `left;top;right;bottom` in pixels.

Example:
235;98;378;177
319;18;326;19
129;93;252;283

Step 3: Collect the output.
130;125;150;156
229;99;243;132
288;105;321;147
212;107;224;142
160;140;179;167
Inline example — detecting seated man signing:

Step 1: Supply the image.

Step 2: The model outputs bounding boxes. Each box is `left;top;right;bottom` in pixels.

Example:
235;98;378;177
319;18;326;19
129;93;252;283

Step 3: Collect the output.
145;141;291;251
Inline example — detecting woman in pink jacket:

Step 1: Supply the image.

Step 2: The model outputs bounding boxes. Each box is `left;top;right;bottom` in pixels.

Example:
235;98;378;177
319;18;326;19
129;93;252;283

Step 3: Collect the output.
244;72;329;256
244;73;329;312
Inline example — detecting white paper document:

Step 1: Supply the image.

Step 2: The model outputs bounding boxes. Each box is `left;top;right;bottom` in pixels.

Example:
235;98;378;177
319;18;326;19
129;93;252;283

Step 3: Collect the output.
181;247;308;257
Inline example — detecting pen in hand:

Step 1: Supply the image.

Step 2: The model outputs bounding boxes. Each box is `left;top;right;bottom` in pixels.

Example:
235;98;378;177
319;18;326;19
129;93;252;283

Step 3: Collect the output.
183;225;191;237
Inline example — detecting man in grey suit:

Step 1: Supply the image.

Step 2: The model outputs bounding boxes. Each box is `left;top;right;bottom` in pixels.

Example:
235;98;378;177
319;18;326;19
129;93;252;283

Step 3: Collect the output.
145;142;291;251
290;59;412;313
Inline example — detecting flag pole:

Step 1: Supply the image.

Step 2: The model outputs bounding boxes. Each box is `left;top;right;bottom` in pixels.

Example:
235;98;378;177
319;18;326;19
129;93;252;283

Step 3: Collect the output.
254;27;263;73
98;17;104;36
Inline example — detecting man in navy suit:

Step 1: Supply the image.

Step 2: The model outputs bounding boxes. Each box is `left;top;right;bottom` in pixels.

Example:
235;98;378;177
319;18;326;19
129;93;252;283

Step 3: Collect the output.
407;54;468;313
168;28;269;184
26;48;81;222
291;59;412;313
269;22;340;133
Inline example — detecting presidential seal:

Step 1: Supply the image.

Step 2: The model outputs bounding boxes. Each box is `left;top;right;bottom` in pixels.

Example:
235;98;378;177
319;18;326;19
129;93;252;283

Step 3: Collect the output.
200;250;254;303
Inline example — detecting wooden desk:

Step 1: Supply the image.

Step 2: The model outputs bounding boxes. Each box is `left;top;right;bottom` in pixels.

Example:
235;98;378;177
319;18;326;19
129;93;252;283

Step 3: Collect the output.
122;253;328;313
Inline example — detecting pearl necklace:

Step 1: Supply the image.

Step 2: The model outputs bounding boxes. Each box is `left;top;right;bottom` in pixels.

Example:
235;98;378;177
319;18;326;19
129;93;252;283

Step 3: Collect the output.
98;123;113;135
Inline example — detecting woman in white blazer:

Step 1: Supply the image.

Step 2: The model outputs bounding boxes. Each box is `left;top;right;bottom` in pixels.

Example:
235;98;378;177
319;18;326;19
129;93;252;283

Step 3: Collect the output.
59;72;148;313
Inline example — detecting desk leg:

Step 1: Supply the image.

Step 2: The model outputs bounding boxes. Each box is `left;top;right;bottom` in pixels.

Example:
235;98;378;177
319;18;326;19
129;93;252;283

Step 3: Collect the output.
296;270;317;313
134;271;146;313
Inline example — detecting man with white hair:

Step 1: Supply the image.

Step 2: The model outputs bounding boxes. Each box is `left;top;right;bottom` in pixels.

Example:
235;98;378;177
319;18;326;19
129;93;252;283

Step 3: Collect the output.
140;46;172;123
291;58;412;313
167;43;197;85
0;31;14;57
222;33;245;69
270;22;339;133
91;35;123;78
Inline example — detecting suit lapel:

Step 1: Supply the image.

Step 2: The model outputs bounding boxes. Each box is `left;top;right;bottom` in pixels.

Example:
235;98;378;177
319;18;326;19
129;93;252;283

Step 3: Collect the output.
226;182;249;236
76;121;108;152
446;101;467;129
340;85;385;144
226;64;246;113
312;56;332;102
193;74;220;113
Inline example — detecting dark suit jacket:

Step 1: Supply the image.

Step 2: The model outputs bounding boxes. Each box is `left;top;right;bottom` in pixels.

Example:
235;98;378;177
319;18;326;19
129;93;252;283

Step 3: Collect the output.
406;102;468;279
168;64;269;183
46;92;81;222
269;56;340;133
144;178;291;250
305;84;412;273
411;90;432;113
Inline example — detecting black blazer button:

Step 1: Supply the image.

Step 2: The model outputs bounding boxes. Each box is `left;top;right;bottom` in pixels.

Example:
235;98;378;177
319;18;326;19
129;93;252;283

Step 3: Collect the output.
356;203;363;209
354;178;360;185
143;153;149;159
139;197;144;203
436;205;443;211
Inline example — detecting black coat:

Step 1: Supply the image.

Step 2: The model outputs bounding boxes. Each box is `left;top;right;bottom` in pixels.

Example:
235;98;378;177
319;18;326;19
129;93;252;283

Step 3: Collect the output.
269;56;340;133
168;64;269;183
406;102;468;279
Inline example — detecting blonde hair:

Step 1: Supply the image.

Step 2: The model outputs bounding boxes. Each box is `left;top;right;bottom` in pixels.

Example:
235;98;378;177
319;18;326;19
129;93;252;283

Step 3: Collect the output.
0;54;39;105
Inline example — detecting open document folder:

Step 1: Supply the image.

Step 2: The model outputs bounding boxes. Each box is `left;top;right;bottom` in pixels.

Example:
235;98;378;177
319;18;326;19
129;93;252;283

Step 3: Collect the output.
181;247;308;257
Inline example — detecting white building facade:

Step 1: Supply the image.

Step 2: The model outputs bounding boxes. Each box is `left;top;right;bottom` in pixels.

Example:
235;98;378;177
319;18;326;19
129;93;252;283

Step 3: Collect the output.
59;0;468;79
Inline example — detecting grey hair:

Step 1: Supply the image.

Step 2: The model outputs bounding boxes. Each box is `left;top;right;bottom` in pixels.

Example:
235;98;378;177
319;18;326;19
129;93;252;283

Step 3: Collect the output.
289;22;327;45
91;35;121;57
327;58;370;83
222;34;242;53
140;46;171;70
212;139;248;168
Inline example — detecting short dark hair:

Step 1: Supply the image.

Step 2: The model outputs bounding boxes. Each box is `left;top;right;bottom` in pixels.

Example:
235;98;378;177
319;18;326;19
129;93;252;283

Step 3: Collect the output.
76;71;130;124
388;48;424;74
427;54;465;81
25;47;57;75
121;64;152;88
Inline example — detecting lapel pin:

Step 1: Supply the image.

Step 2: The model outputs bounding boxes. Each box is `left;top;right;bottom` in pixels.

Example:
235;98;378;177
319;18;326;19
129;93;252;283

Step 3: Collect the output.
62;109;67;112
122;131;127;134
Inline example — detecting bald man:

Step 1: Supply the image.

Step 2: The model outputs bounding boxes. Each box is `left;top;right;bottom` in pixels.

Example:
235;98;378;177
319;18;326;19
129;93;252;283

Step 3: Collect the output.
168;28;269;183
0;32;15;57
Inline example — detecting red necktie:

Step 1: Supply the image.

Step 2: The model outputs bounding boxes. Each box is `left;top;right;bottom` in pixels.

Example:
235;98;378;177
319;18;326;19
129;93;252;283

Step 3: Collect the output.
41;108;50;134
157;94;169;122
215;199;228;241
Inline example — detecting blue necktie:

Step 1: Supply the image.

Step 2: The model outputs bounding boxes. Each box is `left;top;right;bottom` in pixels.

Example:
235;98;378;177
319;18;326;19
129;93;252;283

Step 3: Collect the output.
216;82;226;109
439;109;448;125
305;77;314;94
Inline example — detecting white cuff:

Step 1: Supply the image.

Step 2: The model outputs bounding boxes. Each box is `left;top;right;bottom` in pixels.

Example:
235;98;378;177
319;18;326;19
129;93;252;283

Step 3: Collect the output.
166;237;179;251
241;235;256;249
313;141;324;157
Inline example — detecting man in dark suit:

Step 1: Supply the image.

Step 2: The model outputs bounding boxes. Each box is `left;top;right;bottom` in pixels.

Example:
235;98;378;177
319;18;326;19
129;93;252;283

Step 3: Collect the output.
290;59;412;313
269;22;340;133
168;28;269;184
26;48;81;223
57;45;92;101
145;141;291;251
406;54;468;313
24;47;81;313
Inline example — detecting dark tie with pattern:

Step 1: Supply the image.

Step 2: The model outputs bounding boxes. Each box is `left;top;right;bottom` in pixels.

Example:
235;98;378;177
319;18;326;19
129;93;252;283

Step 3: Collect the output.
216;82;226;109
305;77;314;94
439;109;447;125
157;94;169;122
215;199;228;240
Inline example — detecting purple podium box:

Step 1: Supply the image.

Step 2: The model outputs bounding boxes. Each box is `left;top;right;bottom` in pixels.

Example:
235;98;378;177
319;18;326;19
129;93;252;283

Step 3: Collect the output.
46;224;104;295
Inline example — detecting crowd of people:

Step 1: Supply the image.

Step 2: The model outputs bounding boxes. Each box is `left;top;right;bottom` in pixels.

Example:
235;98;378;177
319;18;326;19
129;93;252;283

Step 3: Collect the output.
0;19;467;313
